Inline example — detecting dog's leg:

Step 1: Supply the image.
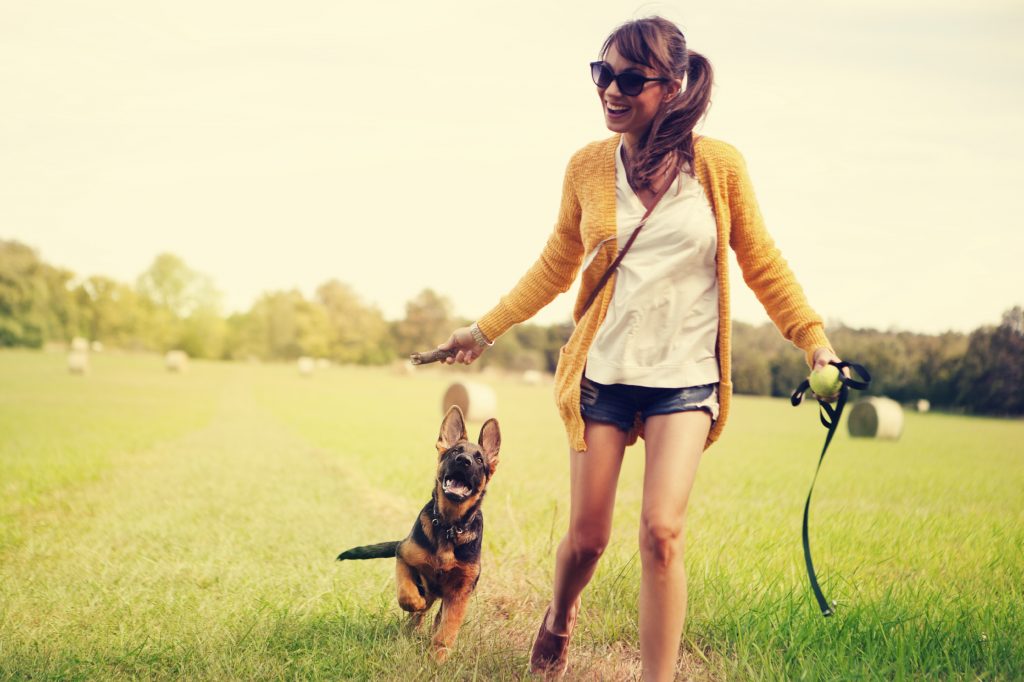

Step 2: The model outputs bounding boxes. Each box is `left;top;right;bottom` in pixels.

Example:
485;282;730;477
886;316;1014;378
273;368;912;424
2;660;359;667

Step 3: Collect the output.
407;610;425;631
395;557;427;613
432;603;443;634
405;596;433;632
431;588;473;663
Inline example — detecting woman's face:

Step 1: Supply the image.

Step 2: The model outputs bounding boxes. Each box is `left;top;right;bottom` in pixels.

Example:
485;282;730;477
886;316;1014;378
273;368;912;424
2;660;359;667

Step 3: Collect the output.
597;44;674;142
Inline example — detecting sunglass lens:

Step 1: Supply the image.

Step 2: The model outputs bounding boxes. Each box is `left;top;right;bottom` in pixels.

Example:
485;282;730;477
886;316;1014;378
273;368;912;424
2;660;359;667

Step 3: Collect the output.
591;62;614;89
617;72;645;96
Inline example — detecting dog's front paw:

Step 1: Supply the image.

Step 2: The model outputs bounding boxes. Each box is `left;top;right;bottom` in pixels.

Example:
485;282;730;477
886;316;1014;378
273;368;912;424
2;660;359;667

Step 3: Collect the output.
403;611;427;633
398;593;428;613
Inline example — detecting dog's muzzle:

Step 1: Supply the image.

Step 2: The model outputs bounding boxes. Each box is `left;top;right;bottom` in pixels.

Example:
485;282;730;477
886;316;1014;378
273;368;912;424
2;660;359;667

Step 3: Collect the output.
441;454;478;500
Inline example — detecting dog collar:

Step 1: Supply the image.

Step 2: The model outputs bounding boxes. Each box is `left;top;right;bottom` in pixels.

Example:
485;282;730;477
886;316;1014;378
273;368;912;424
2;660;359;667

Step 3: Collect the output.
431;501;479;542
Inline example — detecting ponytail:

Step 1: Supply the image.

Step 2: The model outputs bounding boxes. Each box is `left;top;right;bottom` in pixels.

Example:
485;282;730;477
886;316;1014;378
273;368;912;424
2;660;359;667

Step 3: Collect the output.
631;49;714;188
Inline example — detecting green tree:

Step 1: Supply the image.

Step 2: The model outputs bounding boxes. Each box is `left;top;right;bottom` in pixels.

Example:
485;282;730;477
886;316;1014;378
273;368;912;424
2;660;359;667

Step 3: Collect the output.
0;240;76;347
135;253;223;354
316;279;393;364
392;289;455;356
74;276;145;347
136;253;208;318
732;348;772;395
731;321;776;395
954;309;1024;415
239;289;332;360
223;311;264;360
178;305;227;359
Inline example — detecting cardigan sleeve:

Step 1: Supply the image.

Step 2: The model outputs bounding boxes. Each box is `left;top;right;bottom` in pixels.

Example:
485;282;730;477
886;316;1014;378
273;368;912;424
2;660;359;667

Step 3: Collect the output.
476;158;584;342
726;148;833;367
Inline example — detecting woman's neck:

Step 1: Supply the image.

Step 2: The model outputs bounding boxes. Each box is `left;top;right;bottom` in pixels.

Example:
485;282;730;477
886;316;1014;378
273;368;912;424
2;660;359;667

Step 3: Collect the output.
621;132;642;158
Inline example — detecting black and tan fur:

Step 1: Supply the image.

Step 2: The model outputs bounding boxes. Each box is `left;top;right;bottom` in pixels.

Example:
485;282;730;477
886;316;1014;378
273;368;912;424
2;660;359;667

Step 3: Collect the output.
337;405;500;661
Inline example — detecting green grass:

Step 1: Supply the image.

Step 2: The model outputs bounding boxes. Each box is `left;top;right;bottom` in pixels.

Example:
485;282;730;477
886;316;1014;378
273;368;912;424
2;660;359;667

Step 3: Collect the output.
0;350;1021;680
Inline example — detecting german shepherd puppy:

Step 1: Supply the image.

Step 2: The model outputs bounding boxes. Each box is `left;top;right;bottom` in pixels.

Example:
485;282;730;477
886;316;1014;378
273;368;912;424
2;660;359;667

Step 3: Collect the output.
337;405;500;662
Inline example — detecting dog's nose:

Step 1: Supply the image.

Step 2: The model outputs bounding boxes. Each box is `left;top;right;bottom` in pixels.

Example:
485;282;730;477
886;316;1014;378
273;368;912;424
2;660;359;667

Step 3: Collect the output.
455;453;472;468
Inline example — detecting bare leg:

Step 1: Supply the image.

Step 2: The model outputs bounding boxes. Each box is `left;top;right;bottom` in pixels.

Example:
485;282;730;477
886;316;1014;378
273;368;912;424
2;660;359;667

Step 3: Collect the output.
547;420;628;633
637;411;710;682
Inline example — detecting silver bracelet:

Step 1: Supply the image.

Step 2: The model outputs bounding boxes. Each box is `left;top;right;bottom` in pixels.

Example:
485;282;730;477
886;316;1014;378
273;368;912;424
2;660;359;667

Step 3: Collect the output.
470;322;493;348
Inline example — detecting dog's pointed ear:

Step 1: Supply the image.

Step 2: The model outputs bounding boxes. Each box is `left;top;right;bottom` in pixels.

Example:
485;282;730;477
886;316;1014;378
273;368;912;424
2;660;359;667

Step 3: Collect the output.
436;405;468;455
478;418;501;475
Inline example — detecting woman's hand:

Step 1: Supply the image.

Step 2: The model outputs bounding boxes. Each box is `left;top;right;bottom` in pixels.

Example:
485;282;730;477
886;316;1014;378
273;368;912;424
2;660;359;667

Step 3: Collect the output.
812;347;850;378
438;326;487;365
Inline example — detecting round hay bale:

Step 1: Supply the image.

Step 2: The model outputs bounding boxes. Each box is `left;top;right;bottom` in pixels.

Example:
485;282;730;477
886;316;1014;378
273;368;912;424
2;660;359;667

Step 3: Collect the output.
165;350;189;373
90;340;104;353
521;369;543;385
442;381;497;422
67;349;89;374
916;399;931;413
70;336;89;353
848;397;903;440
297;356;315;376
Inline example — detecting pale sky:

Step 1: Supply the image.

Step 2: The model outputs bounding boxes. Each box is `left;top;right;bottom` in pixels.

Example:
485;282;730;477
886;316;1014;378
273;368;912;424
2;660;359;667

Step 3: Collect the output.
3;1;1022;334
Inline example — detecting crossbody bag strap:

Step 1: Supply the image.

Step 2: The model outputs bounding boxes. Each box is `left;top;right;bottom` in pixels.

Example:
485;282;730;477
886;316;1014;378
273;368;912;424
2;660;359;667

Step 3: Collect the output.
579;177;674;319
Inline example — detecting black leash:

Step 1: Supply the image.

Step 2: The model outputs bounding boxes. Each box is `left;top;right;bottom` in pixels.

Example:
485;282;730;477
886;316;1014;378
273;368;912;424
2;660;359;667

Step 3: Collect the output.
790;360;871;616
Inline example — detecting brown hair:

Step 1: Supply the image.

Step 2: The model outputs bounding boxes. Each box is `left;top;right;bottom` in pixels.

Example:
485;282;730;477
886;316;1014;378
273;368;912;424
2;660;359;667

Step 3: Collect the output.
600;17;713;189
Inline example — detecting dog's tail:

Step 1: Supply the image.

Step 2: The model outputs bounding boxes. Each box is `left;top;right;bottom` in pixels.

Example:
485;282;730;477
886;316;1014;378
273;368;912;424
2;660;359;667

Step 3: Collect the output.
336;541;400;561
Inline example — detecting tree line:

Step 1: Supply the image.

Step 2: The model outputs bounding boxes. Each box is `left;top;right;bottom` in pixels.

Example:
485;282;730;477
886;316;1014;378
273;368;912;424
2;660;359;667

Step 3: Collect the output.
2;239;1021;416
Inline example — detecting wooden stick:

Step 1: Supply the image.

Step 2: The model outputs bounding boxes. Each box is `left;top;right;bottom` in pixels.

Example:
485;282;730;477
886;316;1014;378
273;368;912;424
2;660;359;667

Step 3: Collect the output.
409;348;457;365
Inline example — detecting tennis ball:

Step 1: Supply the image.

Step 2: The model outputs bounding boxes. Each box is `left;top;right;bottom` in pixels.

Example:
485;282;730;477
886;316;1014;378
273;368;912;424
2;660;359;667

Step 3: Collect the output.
809;364;843;399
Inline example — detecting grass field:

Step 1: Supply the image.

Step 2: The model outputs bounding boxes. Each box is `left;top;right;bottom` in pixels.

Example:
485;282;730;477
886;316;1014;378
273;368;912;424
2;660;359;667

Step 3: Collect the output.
1;349;1022;680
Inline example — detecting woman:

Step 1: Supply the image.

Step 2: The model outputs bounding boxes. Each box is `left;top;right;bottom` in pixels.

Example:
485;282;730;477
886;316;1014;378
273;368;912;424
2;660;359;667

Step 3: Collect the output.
438;16;841;680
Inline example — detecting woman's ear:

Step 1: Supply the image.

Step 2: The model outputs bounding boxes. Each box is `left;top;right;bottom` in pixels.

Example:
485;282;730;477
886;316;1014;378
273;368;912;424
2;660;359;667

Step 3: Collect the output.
663;78;683;103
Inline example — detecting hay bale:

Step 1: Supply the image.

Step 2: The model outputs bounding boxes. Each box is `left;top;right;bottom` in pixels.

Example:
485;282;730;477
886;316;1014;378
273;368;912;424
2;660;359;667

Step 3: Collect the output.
393;360;415;376
442;381;497;422
521;369;543;385
165;350;189;373
70;336;89;352
91;340;104;353
916;399;931;413
297;356;315;376
848;397;903;440
67;349;89;374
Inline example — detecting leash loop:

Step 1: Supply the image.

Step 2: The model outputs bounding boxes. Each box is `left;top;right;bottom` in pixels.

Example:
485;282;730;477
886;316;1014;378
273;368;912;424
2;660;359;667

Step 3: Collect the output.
790;360;871;616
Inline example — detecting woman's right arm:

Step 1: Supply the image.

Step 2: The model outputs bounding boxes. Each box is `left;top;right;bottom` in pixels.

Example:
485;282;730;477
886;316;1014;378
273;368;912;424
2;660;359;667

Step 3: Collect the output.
439;159;584;364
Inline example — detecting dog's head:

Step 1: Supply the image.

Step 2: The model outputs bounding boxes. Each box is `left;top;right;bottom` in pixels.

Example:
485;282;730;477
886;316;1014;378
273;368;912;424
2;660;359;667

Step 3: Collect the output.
434;405;500;507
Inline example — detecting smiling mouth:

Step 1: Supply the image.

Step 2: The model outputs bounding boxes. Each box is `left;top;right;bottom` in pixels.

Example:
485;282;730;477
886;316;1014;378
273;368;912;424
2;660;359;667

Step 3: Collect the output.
606;102;630;117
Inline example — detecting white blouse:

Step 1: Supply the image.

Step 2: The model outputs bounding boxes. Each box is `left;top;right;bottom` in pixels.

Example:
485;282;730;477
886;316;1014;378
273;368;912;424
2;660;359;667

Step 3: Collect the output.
584;140;721;388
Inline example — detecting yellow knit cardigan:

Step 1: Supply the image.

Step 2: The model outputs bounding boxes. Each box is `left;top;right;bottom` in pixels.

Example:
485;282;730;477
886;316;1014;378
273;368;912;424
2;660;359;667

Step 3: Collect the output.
478;135;832;451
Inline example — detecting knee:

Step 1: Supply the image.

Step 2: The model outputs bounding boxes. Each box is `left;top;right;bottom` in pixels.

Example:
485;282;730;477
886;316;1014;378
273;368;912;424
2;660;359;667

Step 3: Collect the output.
639;515;685;569
567;523;610;564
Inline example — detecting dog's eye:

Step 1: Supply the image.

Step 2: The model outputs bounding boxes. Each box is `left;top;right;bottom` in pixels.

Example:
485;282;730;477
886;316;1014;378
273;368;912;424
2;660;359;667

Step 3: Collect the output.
475;454;484;464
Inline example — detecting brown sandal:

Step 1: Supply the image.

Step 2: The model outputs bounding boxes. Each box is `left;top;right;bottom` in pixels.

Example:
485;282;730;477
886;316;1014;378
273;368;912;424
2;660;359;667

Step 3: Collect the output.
529;604;577;677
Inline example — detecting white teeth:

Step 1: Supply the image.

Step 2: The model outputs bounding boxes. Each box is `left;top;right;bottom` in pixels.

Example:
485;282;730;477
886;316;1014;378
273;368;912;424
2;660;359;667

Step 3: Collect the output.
607;104;629;113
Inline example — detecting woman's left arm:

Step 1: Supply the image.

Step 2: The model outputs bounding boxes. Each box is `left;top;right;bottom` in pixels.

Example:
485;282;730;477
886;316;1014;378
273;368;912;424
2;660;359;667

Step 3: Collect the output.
726;148;835;367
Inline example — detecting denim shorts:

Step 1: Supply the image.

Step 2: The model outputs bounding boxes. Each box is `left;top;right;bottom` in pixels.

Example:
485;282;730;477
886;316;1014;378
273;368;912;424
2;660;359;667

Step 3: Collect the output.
579;377;720;432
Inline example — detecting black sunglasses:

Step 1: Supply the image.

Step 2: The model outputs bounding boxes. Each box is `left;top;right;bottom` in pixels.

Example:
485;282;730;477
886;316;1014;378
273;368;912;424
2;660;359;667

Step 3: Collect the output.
590;61;669;97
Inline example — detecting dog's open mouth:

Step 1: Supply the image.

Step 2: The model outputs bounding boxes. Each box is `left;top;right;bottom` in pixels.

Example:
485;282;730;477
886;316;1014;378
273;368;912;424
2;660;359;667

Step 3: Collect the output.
442;474;473;500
